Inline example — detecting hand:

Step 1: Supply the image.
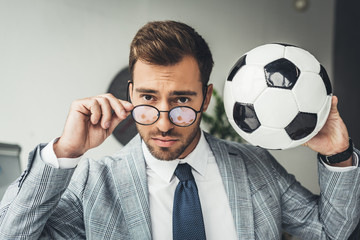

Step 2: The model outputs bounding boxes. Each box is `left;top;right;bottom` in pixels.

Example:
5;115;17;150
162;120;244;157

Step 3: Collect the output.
304;96;352;166
53;94;133;158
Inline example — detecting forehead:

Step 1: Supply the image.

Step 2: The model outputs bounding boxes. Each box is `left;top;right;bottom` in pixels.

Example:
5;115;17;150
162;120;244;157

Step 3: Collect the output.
132;56;203;94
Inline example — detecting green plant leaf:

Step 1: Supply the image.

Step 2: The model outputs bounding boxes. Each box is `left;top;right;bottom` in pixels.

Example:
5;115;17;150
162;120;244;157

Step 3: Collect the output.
202;88;244;143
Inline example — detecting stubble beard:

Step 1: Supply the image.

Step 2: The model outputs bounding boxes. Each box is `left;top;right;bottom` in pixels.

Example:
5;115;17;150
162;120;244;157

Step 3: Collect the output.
137;123;201;161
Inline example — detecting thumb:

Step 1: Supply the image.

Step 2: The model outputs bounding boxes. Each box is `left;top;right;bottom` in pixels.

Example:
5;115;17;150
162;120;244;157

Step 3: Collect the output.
120;100;134;113
331;95;338;111
107;113;130;134
328;95;340;119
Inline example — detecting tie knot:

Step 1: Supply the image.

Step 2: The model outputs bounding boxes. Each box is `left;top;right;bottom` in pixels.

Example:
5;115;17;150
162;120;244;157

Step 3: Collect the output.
174;163;194;182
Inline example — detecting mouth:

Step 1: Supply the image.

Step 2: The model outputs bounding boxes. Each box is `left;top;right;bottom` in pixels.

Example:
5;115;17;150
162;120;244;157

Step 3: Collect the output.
151;137;179;148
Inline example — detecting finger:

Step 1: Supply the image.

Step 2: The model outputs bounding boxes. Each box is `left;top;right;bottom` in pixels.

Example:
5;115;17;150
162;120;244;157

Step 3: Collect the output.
119;100;134;115
106;101;134;134
95;94;124;120
80;98;102;125
95;96;113;129
108;114;122;134
101;93;133;119
301;142;309;147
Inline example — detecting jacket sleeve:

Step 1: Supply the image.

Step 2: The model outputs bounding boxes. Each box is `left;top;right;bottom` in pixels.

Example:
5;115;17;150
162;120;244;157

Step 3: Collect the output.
278;148;360;239
0;144;85;239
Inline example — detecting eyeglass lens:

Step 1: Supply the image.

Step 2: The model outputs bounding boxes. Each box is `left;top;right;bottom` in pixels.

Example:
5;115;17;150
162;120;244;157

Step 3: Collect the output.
132;105;196;126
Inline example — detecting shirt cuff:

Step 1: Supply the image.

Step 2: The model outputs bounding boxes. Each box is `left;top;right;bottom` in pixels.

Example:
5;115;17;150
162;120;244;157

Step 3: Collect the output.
320;152;359;172
40;138;82;169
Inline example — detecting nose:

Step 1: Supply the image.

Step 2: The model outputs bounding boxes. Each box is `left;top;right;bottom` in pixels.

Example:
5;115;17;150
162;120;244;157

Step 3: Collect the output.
155;102;174;132
155;111;174;132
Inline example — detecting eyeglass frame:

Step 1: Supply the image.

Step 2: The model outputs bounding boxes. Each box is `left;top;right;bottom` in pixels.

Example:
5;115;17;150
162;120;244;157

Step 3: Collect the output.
126;80;209;127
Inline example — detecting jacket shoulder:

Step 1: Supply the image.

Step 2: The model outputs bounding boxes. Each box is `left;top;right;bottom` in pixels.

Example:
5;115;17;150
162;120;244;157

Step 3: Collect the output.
205;132;275;167
205;133;293;190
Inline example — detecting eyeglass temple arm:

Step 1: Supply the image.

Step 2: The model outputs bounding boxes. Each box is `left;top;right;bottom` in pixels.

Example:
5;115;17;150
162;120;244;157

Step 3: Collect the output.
199;85;209;112
126;80;133;103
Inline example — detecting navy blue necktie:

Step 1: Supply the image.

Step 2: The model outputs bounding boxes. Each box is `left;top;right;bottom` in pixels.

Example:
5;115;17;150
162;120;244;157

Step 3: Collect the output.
173;163;206;240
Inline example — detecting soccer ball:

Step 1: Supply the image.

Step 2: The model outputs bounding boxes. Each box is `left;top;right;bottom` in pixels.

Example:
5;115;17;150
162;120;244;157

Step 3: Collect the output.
224;43;332;149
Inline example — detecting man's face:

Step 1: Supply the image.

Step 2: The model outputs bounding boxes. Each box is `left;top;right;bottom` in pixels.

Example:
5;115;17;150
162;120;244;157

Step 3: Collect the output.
130;56;212;160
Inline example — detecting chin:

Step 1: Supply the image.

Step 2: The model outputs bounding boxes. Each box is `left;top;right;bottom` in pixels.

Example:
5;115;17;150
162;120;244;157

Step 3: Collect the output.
148;144;186;161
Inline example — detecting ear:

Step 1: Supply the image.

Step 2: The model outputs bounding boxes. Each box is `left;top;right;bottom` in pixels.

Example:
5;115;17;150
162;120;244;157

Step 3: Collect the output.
202;84;213;112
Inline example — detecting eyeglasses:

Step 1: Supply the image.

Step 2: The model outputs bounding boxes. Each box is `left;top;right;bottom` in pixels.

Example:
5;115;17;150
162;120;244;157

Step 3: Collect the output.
127;81;208;127
131;105;201;127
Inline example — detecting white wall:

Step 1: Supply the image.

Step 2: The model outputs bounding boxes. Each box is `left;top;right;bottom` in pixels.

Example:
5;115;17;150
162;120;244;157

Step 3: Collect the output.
0;0;335;194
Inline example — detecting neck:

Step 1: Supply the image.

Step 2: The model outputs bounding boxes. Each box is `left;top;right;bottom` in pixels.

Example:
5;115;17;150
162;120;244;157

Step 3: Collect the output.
178;128;202;159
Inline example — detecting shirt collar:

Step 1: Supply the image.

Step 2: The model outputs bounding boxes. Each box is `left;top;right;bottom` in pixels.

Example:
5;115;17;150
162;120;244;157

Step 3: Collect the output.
142;130;209;183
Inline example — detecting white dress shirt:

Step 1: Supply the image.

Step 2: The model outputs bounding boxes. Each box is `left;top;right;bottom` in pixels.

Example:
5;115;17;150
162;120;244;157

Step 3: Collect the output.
142;131;237;240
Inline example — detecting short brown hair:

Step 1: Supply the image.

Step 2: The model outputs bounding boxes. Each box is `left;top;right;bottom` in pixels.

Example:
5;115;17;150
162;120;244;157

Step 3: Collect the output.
129;21;214;88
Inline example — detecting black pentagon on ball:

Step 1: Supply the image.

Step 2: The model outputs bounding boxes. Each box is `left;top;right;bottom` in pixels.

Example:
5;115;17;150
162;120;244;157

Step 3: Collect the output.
319;65;333;95
227;55;247;81
233;102;260;133
285;112;317;140
264;58;301;89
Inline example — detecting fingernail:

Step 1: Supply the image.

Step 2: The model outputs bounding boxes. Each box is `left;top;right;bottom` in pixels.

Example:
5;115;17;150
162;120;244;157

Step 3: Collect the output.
105;121;110;129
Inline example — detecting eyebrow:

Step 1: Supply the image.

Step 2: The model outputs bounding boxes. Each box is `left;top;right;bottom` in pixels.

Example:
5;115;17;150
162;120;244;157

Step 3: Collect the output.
135;88;158;94
135;88;198;96
170;90;197;96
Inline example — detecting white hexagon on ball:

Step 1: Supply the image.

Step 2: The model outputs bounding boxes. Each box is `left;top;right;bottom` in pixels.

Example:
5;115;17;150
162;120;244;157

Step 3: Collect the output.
247;126;292;149
285;46;320;73
231;65;268;104
292;72;328;113
314;95;332;133
254;88;299;129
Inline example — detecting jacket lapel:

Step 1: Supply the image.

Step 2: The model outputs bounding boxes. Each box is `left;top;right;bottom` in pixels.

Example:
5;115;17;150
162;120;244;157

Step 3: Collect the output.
112;135;152;239
205;133;255;240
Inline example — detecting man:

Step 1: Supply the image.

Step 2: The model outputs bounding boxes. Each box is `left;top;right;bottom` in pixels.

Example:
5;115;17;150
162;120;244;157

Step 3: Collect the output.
0;20;359;240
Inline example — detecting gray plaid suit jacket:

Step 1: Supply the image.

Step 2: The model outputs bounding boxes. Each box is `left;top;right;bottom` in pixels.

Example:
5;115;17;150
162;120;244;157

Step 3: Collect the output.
0;132;359;239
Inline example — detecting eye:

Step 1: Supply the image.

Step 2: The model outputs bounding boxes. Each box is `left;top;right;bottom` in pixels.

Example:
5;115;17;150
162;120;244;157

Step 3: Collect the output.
141;95;154;101
177;97;189;104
